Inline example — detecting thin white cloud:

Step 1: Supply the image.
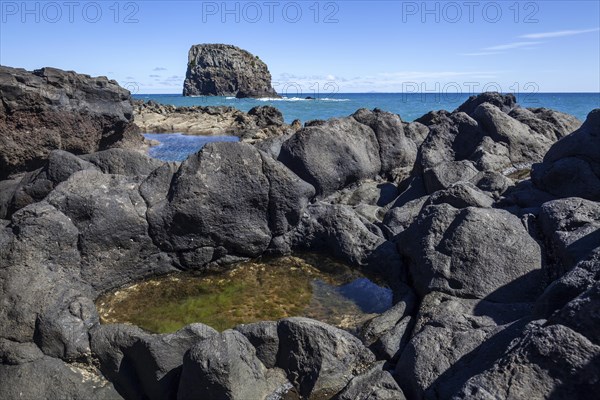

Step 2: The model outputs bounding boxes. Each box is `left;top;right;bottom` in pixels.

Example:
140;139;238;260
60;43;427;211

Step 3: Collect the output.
520;28;599;39
153;67;167;71
484;41;541;51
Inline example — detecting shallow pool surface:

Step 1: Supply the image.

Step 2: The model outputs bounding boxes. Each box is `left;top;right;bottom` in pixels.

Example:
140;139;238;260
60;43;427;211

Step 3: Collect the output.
96;254;393;333
144;133;239;162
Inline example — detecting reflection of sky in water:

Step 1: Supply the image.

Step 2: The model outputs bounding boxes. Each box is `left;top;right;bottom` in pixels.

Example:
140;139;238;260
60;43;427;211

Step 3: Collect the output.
312;277;393;314
144;133;239;162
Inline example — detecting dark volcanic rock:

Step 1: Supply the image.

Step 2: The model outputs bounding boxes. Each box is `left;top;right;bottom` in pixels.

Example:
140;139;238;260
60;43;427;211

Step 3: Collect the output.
183;44;278;98
352;108;418;181
46;170;174;291
248;105;284;127
285;203;404;283
148;142;314;265
276;317;376;399
539;197;600;272
235;321;280;369
334;361;406;400
35;296;99;361
395;292;531;399
359;285;416;361
0;354;120;400
0;150;99;218
452;322;600;399
91;323;217;400
399;204;544;302
534;254;600;319
455;92;517;115
81;148;164;176
509;107;582;142
0;66;142;178
471;103;555;168
550;281;600;345
279;117;381;197
532;109;600;200
178;330;286;400
415;93;581;194
0;202;87;342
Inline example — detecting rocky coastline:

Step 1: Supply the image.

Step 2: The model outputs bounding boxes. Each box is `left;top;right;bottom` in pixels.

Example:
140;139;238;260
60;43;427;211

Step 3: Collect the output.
133;100;300;141
1;66;599;400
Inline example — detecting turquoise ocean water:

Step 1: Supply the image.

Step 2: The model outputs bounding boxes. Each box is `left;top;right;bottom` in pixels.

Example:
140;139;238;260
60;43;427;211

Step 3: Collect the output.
135;92;600;124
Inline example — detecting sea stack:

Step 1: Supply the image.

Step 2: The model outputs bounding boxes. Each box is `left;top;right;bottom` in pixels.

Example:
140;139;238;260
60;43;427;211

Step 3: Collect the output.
183;44;279;98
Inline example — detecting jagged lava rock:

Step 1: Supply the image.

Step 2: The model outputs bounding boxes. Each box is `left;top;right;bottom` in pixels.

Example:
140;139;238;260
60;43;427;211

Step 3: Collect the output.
183;44;278;98
0;66;142;178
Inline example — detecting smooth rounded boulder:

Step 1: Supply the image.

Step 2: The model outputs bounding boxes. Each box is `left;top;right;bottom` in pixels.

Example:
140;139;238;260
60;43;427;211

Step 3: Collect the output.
532;109;600;200
148;142;314;265
279;117;381;197
398;204;543;302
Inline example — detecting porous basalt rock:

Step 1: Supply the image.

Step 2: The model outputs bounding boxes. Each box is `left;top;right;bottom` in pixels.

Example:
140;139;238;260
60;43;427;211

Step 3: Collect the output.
183;44;278;98
0;66;142;179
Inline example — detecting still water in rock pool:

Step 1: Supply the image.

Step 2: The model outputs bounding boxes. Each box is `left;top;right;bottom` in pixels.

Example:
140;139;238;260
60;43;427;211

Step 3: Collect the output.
96;255;392;333
144;133;239;162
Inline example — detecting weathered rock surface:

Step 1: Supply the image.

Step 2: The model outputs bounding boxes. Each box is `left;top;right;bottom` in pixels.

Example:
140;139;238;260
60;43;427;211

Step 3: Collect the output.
0;150;99;218
0;202;87;342
360;285;416;361
352;108;419;181
452;322;600;399
279;117;382;197
532;109;600;200
283;203;404;283
334;361;406;400
235;321;280;369
539;197;600;272
81;148;164;176
0;90;597;400
416;93;582;194
178;330;286;400
398;204;544;302
91;323;217;400
35;296;99;361
46;170;174;291
276;317;376;398
0;354;120;400
395;292;531;399
0;66;142;179
148;142;314;266
454;92;517;115
183;44;278;98
534;253;600;319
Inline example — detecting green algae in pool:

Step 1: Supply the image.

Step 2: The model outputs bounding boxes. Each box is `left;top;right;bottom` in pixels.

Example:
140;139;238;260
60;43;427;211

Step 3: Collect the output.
96;254;393;333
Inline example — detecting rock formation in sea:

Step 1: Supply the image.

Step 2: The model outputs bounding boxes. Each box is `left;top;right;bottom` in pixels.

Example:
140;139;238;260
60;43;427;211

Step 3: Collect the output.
1;65;599;400
182;43;279;98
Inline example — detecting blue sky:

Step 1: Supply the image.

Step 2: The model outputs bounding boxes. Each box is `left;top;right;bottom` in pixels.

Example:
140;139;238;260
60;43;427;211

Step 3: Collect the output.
1;1;599;93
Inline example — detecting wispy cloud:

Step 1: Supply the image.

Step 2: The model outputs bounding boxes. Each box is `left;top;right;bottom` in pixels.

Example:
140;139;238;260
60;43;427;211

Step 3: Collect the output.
484;41;541;51
149;74;161;78
520;27;599;39
153;67;167;71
